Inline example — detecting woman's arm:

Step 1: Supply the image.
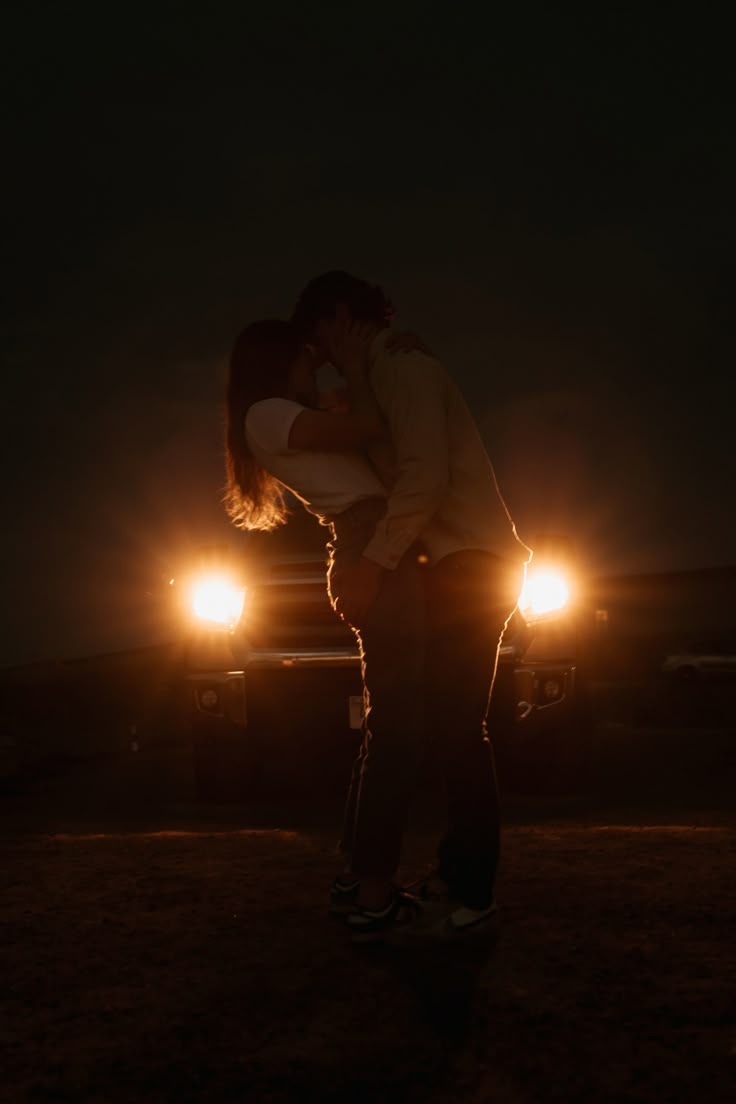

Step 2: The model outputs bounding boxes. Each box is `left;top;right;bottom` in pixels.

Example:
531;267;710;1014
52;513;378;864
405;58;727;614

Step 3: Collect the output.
286;325;432;458
287;403;386;451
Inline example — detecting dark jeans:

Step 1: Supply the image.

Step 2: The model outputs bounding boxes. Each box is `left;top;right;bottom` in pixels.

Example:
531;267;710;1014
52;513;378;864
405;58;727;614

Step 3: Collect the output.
328;500;523;909
425;551;523;909
328;500;426;885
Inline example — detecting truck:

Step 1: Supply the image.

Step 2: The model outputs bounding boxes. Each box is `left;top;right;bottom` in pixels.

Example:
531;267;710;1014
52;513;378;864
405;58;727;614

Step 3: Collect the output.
172;510;591;801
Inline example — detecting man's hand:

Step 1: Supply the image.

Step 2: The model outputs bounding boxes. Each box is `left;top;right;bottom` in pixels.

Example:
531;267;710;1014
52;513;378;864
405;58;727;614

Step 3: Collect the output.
334;557;386;628
386;331;434;358
327;319;376;378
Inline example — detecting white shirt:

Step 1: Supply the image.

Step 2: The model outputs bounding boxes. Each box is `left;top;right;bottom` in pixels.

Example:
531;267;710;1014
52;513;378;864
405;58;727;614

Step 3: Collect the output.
362;331;532;570
245;397;386;520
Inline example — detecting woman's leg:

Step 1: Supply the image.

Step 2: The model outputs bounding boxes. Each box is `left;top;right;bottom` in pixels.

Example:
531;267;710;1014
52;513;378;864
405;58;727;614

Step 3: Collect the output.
335;550;427;899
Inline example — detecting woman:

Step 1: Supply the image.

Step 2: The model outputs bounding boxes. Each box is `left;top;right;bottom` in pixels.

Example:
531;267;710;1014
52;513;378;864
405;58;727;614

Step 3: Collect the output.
224;316;428;934
224;317;393;535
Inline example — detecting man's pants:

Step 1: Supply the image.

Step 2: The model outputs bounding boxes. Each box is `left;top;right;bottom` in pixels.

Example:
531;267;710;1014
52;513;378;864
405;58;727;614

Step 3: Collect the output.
328;503;523;909
424;551;523;909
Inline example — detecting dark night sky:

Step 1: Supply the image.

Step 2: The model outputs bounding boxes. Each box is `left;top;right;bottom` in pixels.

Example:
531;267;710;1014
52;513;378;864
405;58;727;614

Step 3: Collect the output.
2;5;734;666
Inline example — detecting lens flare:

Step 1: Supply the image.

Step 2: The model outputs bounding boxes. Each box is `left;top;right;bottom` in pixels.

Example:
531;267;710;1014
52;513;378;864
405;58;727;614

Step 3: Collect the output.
518;570;570;618
190;575;246;629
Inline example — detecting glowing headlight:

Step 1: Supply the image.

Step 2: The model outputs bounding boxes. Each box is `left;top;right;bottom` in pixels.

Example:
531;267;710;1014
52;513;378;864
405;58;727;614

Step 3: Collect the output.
518;570;570;618
189;575;246;630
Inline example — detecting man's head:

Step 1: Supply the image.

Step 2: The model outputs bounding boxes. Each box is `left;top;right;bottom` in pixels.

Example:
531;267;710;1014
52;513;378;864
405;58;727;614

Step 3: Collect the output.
291;271;394;361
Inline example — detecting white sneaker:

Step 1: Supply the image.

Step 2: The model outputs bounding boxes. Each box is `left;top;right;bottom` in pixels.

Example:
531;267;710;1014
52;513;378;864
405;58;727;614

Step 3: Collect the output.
388;899;498;944
402;871;451;902
347;891;424;944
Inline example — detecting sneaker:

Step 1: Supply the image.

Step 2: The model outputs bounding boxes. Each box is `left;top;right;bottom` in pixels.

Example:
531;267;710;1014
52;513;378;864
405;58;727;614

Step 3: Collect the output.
390;900;498;944
329;874;360;916
402;869;450;902
347;890;423;944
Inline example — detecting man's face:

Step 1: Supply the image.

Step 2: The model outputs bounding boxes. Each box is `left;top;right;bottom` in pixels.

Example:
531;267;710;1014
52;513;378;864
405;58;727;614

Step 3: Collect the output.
309;303;351;368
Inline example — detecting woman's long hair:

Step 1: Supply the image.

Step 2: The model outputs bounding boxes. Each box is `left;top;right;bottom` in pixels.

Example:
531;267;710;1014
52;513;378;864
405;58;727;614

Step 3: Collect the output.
224;319;300;531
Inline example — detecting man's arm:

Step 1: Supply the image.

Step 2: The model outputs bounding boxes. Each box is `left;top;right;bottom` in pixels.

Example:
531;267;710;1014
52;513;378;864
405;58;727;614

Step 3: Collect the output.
362;351;449;569
332;351;448;626
366;439;398;489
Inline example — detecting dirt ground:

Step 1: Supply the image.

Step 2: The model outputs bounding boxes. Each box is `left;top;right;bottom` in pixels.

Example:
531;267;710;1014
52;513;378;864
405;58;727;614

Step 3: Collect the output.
2;718;736;1103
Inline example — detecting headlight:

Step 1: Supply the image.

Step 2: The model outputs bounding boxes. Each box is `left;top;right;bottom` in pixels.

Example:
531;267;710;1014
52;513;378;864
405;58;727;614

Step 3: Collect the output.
518;569;570;619
189;574;247;630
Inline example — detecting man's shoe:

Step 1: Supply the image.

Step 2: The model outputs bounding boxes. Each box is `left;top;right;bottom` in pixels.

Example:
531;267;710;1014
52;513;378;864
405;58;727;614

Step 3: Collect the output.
402;869;451;902
347;890;423;944
329;874;360;915
388;900;498;944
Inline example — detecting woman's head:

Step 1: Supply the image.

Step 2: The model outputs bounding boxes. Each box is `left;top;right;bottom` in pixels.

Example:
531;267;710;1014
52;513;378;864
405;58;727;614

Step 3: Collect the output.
224;319;308;531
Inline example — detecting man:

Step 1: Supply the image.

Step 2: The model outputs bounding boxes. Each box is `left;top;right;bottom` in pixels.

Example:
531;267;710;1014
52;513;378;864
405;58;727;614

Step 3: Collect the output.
292;272;532;941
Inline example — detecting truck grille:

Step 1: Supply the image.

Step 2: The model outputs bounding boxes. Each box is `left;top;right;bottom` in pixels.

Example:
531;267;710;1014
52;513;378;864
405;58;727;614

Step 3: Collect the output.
239;557;356;651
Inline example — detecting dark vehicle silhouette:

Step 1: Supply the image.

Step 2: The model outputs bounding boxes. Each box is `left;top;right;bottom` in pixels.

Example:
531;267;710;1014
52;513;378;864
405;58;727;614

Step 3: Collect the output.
176;514;590;800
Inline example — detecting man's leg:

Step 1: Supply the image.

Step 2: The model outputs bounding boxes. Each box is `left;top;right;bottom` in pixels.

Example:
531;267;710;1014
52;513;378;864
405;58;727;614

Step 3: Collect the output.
425;553;522;911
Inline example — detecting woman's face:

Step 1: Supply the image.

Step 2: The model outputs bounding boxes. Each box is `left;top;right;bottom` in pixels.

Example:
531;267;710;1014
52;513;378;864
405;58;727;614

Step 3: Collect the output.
286;344;321;408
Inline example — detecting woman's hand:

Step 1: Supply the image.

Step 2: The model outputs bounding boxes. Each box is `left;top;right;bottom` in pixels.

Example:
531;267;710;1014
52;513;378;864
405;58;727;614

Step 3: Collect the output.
386;331;434;358
327;320;376;379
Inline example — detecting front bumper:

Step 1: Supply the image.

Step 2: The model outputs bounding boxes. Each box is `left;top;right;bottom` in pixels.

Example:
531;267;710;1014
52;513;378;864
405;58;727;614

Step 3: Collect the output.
187;647;578;736
512;661;580;726
187;647;362;729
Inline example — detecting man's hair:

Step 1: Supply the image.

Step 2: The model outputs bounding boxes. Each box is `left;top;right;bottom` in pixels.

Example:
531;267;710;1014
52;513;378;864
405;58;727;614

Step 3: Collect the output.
291;270;395;338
